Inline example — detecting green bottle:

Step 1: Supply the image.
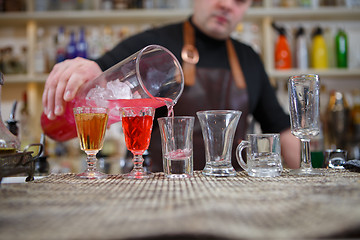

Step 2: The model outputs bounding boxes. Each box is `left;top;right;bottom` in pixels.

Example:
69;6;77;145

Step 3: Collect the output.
335;29;348;68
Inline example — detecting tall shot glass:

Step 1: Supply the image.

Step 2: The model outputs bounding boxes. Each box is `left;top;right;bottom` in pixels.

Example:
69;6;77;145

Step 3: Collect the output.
197;110;242;177
158;116;195;178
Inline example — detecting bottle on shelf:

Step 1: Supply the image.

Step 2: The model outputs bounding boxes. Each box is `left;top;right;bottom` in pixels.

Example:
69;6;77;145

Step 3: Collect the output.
311;26;328;69
35;0;48;11
298;0;312;8
280;0;298;7
101;0;113;10
19;46;27;74
295;26;308;70
325;91;350;150
76;27;88;59
102;26;115;53
1;46;24;74
0;49;3;73
66;30;77;59
143;0;155;9
34;27;46;73
335;28;348;68
56;26;66;63
272;22;292;70
349;89;360;159
2;47;16;74
351;89;360;143
1;48;9;74
88;27;102;60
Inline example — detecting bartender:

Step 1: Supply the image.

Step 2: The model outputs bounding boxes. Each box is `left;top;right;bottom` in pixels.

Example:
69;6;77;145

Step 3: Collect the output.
42;0;300;171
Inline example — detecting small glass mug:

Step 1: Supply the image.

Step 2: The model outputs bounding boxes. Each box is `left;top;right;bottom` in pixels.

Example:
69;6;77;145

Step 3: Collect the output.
236;134;283;177
324;149;347;169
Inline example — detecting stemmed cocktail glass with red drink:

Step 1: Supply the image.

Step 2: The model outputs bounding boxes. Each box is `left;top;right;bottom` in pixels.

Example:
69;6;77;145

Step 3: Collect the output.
121;107;155;179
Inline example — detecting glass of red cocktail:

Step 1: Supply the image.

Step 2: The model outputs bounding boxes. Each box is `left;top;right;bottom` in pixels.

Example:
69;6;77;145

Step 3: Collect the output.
73;107;108;179
121;107;155;179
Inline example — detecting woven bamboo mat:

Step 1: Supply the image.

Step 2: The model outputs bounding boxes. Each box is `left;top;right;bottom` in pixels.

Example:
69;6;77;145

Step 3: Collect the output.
0;169;360;240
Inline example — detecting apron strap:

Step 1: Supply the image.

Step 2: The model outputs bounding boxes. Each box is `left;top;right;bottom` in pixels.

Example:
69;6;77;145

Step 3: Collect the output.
226;38;247;89
181;20;246;89
182;21;199;86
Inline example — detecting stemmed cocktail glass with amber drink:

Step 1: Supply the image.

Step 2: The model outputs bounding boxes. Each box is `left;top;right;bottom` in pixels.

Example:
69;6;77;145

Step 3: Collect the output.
74;107;108;179
121;107;155;179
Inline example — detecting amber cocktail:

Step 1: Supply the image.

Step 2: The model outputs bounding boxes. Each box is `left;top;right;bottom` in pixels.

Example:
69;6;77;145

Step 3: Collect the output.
74;107;108;179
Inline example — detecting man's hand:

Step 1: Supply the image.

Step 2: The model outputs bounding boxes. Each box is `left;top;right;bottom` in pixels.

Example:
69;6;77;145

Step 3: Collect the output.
42;57;102;120
280;128;301;169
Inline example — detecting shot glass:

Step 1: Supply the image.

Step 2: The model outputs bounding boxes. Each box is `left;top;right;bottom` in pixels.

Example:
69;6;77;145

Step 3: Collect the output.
197;110;242;177
158;116;195;178
236;134;283;177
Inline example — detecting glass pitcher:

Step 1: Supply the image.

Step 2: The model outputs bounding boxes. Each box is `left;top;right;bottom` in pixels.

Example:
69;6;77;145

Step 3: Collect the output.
41;45;184;142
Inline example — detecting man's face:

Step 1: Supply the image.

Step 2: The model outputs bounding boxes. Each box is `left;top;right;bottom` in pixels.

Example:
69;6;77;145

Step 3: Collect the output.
192;0;252;40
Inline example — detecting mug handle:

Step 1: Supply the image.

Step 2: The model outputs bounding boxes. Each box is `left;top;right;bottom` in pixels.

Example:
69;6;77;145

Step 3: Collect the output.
236;140;250;171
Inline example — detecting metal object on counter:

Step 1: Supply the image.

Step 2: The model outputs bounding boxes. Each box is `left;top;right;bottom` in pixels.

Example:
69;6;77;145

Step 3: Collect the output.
5;101;19;136
0;72;21;151
0;143;43;184
35;134;49;175
0;71;44;183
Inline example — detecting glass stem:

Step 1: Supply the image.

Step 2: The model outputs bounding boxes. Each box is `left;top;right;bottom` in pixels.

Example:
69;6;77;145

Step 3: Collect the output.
300;139;311;169
133;154;145;172
86;153;98;172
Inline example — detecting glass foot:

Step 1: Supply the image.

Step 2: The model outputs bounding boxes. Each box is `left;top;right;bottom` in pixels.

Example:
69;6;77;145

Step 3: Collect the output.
123;170;153;180
166;173;192;179
289;168;324;176
77;170;107;179
202;164;236;177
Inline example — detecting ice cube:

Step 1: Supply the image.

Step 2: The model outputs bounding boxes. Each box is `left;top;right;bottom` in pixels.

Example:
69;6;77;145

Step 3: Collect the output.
85;85;110;107
106;79;132;99
86;85;110;99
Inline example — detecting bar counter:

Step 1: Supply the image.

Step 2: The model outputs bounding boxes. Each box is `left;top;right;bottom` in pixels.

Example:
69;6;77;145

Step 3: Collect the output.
1;169;360;239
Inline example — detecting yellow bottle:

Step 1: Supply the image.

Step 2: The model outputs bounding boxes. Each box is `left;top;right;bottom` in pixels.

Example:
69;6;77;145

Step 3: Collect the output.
311;27;328;69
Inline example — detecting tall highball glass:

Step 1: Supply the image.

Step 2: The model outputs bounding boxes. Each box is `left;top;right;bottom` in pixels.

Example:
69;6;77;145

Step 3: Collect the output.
288;74;323;175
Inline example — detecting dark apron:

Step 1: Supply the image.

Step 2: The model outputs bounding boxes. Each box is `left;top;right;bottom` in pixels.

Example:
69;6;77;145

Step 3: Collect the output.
148;21;249;172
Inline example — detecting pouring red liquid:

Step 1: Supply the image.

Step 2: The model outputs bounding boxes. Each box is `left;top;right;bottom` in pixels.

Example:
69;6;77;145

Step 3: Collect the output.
41;45;183;142
41;97;173;142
